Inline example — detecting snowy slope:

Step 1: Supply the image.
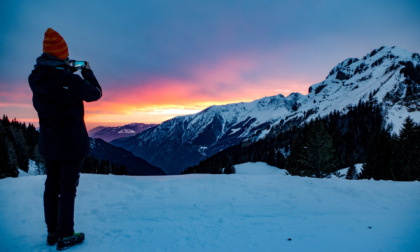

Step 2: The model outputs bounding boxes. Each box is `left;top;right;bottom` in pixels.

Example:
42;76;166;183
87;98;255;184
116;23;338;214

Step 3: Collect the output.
112;46;420;174
1;162;420;252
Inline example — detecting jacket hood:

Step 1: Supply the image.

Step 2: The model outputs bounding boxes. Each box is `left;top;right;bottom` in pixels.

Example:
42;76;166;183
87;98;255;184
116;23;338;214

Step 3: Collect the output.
36;53;68;68
28;54;69;95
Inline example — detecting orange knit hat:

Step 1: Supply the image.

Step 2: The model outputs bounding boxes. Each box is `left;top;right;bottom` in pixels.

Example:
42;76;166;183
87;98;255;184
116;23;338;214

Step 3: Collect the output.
43;28;69;59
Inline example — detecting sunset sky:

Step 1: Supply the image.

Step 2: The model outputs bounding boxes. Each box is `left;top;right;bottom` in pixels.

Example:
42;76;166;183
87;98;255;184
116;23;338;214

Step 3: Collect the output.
1;0;420;130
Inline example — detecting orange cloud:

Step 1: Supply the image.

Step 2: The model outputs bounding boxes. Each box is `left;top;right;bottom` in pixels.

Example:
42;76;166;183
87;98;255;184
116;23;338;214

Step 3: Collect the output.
82;56;311;128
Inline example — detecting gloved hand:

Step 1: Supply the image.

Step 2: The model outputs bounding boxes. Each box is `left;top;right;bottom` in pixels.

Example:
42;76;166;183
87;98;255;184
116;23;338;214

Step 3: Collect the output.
84;61;91;70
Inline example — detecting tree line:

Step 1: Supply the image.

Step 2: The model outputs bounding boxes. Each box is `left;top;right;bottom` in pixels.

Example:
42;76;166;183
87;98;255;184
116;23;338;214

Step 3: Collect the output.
0;115;127;179
0;115;40;178
182;101;420;181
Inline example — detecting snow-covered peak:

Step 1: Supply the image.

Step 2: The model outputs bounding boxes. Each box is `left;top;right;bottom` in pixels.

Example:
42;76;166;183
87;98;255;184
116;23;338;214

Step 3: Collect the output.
89;123;157;142
298;46;420;128
326;46;418;82
364;46;415;61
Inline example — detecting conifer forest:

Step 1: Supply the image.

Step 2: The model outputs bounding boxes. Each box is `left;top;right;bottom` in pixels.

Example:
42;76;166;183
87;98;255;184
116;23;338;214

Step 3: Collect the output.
183;101;420;181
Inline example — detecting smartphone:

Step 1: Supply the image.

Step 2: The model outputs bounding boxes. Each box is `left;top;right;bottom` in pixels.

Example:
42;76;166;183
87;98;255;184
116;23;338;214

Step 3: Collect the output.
70;60;87;69
73;61;87;69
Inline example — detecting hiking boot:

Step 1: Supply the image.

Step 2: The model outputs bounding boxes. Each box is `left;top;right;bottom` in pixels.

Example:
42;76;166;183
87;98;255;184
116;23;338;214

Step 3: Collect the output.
47;233;58;246
57;233;85;251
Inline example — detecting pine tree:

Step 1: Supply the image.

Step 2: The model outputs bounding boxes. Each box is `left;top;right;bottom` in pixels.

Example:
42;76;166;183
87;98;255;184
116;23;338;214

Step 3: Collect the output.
286;129;308;176
396;117;420;180
361;129;395;180
224;164;236;174
346;164;357;180
304;121;339;177
81;156;94;174
0;125;13;178
0;120;18;178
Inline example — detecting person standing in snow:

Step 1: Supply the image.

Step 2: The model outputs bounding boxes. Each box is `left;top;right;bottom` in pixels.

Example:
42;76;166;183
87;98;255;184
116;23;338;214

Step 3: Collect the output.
28;28;102;250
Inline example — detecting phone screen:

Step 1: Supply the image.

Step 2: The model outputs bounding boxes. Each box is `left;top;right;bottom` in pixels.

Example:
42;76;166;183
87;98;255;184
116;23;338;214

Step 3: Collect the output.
74;61;86;68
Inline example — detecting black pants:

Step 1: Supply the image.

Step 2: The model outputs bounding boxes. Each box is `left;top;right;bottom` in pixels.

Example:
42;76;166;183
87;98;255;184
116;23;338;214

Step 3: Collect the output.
44;158;84;237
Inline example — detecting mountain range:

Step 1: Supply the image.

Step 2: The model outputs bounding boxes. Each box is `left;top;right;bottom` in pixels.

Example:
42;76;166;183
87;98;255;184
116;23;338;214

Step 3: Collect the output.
111;46;420;175
88;123;157;142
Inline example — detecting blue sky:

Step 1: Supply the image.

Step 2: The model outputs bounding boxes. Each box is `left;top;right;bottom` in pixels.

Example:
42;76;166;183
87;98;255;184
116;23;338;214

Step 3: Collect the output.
1;0;419;128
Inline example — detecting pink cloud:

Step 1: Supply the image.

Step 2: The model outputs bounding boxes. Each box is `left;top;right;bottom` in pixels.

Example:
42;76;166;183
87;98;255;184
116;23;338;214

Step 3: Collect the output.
87;55;312;124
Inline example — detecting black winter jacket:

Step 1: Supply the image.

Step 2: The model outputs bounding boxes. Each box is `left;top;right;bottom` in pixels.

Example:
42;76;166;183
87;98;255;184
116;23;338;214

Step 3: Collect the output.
28;53;102;160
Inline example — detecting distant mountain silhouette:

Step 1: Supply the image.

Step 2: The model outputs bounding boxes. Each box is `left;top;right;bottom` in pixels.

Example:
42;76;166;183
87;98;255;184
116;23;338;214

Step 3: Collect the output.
89;123;157;142
90;138;165;175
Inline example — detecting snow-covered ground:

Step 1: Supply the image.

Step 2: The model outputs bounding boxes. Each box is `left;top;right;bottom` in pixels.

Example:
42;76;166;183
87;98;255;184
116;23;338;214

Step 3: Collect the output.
1;162;419;252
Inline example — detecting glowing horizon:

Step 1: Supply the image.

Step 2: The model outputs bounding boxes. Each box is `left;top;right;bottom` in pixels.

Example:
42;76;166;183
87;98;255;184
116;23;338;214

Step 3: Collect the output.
1;75;310;131
83;79;309;130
